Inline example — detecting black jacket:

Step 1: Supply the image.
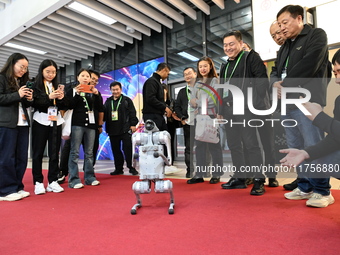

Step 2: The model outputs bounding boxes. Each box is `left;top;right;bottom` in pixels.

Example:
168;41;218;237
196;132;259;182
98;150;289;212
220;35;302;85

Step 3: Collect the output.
0;74;33;128
174;86;190;120
305;96;340;160
219;49;270;116
142;73;166;115
270;25;330;107
104;94;138;136
66;87;103;129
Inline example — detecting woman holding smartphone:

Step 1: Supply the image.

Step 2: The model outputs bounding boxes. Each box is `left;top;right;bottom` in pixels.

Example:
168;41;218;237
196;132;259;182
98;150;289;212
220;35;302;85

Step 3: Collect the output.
66;68;102;189
0;53;33;201
31;59;66;195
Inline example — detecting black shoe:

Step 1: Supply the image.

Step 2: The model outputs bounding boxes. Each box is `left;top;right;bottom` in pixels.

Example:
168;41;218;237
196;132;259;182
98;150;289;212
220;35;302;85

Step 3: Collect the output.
245;178;254;185
221;177;247;189
268;178;279;187
57;172;67;184
129;168;139;176
187;176;204;184
250;179;265;195
110;170;124;175
283;178;299;190
209;177;220;184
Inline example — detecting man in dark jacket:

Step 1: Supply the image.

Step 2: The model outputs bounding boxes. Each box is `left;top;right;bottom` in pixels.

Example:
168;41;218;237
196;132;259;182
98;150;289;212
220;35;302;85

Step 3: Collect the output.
270;5;332;207
104;81;139;176
219;30;269;195
279;48;340;207
142;63;172;131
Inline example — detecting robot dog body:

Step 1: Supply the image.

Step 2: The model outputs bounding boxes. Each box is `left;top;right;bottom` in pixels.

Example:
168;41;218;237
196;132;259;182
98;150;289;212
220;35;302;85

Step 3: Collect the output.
131;120;175;214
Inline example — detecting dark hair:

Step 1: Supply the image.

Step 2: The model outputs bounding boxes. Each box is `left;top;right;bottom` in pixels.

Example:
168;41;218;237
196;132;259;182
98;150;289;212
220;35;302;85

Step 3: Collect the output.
89;69;100;78
332;49;340;65
0;52;29;91
110;81;122;89
35;59;58;91
183;67;196;73
197;56;218;79
156;63;171;72
222;30;243;42
162;83;170;102
277;5;304;20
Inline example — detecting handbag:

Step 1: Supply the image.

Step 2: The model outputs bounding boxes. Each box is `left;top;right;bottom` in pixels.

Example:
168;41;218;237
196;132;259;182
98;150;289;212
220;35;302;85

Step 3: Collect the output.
61;109;73;140
195;114;219;143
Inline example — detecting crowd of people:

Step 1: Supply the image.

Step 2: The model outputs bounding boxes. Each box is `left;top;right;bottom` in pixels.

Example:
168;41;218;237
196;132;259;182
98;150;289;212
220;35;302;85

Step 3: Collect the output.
0;5;339;209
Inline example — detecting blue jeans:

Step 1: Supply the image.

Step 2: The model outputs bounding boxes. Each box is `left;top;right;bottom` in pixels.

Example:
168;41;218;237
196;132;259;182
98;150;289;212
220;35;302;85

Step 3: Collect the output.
0;126;29;196
68;126;96;187
282;108;330;195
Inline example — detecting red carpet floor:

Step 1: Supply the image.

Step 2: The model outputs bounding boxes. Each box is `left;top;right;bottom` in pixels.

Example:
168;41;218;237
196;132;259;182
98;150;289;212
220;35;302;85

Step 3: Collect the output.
1;170;340;255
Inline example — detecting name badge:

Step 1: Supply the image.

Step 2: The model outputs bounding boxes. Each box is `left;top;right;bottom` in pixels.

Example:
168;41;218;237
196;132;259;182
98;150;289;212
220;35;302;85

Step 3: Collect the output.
223;81;229;98
88;111;95;124
112;111;118;121
47;106;58;121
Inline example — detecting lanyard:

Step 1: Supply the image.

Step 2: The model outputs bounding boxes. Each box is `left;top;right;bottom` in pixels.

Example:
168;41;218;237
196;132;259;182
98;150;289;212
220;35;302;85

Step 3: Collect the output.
44;81;56;105
111;96;122;111
224;50;245;82
186;85;191;101
82;96;90;110
284;56;289;69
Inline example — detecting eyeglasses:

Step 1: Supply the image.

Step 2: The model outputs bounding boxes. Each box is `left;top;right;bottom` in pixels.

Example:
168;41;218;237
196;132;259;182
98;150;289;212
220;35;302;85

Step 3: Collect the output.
17;64;28;72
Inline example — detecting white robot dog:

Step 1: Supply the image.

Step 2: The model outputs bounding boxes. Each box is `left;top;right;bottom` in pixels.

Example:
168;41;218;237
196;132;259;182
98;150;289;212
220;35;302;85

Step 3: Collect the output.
131;119;175;214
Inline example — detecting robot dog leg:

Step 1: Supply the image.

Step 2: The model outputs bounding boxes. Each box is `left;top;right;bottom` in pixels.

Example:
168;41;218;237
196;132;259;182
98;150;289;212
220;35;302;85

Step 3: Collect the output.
130;119;175;214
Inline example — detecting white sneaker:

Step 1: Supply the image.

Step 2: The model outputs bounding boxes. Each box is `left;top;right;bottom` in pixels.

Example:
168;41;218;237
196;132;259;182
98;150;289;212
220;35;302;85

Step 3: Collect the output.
284;188;313;200
34;182;46;195
306;193;335;208
73;183;84;189
46;181;64;193
91;180;100;186
18;190;30;198
164;165;181;175
0;193;23;201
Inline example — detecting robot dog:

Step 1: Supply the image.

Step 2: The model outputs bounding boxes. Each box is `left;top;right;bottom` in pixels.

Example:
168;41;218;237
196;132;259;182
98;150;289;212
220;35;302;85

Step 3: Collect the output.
131;119;175;214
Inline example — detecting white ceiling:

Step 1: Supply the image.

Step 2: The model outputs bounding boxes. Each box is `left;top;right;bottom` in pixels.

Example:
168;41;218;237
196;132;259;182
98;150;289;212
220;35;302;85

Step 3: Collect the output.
0;0;227;77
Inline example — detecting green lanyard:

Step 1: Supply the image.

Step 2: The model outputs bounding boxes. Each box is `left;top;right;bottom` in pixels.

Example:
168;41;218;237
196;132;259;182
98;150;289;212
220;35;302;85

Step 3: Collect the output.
224;50;245;82
82;96;90;110
284;56;289;69
186;85;191;101
111;96;122;111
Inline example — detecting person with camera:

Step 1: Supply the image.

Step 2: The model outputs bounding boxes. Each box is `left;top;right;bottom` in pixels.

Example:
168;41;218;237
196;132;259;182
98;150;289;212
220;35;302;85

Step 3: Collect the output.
0;53;33;201
31;59;67;195
104;81;139;175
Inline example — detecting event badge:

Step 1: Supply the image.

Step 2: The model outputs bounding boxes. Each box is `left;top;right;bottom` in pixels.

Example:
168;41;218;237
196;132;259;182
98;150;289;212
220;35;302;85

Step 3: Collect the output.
111;111;118;121
19;106;26;121
47;106;58;121
88;111;95;124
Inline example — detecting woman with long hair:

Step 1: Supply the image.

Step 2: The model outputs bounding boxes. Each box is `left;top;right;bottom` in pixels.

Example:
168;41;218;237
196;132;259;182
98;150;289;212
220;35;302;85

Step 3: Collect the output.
31;59;66;195
0;53;33;201
187;56;223;184
66;68;102;189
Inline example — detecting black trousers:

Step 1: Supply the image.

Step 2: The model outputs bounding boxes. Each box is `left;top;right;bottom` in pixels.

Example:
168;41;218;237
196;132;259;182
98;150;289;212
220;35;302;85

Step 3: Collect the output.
183;124;194;173
109;133;133;170
224;109;264;179
32;121;61;184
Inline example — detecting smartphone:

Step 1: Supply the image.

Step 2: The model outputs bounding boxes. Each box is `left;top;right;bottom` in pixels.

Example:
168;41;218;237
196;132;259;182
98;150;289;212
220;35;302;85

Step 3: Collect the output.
26;81;34;89
79;84;93;93
58;84;65;91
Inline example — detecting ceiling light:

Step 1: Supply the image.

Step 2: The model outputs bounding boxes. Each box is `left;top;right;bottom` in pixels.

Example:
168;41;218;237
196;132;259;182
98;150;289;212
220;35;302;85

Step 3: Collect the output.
177;51;199;61
169;71;178;75
68;1;116;25
5;43;47;54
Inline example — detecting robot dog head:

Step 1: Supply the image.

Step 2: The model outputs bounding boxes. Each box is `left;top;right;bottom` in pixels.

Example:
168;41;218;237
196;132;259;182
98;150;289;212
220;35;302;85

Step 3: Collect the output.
144;119;159;132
